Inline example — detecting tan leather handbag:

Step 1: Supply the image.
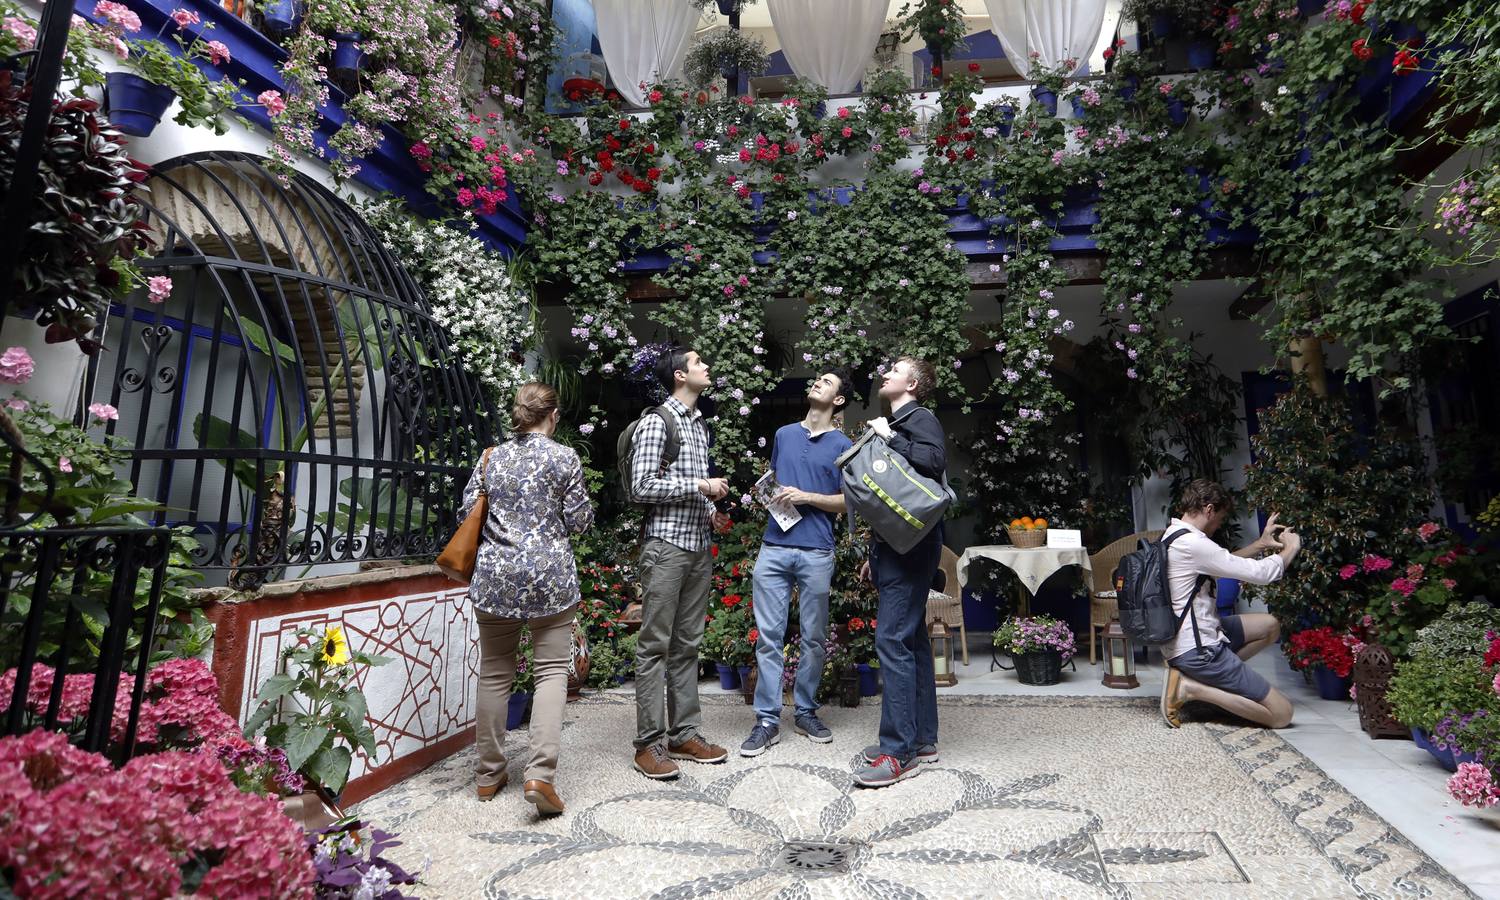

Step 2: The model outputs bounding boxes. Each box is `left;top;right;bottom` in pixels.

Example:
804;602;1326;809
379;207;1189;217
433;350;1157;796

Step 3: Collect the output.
436;447;493;582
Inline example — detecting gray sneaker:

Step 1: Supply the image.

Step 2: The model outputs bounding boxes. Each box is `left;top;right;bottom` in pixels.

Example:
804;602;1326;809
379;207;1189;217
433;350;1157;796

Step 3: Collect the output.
740;721;780;757
794;713;833;743
861;743;939;765
853;753;920;788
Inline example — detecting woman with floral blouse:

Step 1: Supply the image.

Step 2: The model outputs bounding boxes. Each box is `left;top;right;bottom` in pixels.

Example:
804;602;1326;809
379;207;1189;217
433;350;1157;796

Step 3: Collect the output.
459;382;593;815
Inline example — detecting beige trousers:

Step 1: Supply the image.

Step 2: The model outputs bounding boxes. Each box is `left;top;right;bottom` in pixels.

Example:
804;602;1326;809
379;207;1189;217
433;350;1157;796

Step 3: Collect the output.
474;604;576;787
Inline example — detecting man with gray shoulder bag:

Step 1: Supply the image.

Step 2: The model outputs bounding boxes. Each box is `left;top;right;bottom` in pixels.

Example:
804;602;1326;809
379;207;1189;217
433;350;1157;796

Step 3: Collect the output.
838;357;953;788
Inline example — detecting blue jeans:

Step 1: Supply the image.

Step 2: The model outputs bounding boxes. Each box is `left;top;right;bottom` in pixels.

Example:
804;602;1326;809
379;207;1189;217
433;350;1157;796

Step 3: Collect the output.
871;533;942;760
751;545;835;724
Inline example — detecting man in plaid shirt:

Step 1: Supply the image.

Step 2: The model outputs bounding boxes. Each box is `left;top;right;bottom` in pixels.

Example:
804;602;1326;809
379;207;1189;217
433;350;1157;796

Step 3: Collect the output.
630;347;732;780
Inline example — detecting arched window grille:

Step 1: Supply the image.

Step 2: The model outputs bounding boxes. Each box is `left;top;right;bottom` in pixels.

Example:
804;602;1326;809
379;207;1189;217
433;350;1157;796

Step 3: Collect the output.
89;152;496;589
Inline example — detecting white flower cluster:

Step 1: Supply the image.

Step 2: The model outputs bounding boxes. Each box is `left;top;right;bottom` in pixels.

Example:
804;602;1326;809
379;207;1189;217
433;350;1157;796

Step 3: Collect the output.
362;201;533;404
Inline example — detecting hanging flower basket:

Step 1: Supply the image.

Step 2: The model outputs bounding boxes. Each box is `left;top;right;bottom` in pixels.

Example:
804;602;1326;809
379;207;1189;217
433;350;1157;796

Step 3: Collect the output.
1030;87;1058;118
260;0;300;36
103;72;176;137
331;32;363;78
1185;40;1216;70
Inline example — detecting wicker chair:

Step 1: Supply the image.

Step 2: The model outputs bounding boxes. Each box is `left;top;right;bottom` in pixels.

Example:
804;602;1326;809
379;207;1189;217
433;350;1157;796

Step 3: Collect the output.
1086;530;1163;664
924;546;969;666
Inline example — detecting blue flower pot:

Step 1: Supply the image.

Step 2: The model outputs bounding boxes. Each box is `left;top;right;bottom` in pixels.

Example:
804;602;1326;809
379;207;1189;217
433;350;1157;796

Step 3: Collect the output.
261;0;300;35
1310;665;1350;701
1411;728;1458;771
1186;40;1216;70
856;663;879;697
1150;13;1174;39
1166;96;1188;126
331;32;362;77
1069;95;1087;120
103;72;176;137
1117;76;1139;102
506;691;531;730
1031;88;1057;117
716;663;741;690
715;0;736;15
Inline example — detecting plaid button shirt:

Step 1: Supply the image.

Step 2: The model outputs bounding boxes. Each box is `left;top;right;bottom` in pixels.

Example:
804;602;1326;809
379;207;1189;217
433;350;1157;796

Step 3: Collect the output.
630;397;716;552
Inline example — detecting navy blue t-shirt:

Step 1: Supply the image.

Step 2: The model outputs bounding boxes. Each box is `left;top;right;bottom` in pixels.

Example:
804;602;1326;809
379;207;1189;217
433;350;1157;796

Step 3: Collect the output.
762;422;852;551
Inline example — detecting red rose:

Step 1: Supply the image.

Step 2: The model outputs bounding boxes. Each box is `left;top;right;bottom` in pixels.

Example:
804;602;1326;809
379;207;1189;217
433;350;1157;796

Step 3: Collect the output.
1351;38;1372;61
968;62;980;72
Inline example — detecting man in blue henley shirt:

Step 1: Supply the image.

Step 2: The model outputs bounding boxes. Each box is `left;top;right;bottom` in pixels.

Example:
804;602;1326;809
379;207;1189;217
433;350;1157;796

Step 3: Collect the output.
740;370;854;756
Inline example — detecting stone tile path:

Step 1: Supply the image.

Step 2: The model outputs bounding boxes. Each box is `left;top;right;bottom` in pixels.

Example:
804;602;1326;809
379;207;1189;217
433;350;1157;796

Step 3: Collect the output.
358;693;1477;899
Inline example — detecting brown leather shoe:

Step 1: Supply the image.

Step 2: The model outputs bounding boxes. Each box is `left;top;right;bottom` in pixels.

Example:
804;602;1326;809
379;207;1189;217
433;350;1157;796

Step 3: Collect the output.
667;735;728;764
476;772;508;801
523;779;565;815
1161;666;1184;729
633;743;680;780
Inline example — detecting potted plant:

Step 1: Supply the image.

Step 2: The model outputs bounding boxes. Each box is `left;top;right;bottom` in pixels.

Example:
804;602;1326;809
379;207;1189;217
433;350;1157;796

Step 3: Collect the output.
301;0;363;78
896;0;967;61
1026;56;1076;118
507;625;537;728
1285;626;1359;700
1388;652;1496;771
703;593;754;685
83;3;245;136
993;615;1077;685
1120;0;1215;46
243;625;391;806
683;27;769;89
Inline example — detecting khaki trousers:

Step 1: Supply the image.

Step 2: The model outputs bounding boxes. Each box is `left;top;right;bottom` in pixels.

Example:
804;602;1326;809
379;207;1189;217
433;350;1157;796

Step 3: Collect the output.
633;538;713;748
474;605;576;787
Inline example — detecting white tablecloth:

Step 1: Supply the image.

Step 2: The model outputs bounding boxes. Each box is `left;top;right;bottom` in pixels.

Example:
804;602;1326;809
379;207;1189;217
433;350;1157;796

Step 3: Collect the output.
956;545;1092;596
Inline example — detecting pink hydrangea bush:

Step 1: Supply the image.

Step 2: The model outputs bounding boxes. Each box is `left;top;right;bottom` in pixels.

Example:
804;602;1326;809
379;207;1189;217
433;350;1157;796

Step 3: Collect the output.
0;730;315;898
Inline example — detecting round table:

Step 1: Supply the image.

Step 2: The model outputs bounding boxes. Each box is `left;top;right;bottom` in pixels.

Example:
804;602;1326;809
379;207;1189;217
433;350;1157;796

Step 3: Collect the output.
957;545;1092;669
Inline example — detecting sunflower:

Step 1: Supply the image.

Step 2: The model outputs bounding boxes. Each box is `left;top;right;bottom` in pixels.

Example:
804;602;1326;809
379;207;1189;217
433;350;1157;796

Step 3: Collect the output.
319;626;351;666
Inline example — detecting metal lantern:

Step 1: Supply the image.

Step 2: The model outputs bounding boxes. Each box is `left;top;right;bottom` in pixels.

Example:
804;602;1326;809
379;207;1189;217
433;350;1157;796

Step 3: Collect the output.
930;620;958;687
1101;619;1138;689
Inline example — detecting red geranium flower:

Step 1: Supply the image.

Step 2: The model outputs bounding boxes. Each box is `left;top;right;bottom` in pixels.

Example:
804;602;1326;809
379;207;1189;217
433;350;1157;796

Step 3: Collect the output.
711;545;720;557
1392;48;1421;74
618;118;631;131
931;65;941;76
588;171;603;186
1351;38;1372;61
968;62;980;72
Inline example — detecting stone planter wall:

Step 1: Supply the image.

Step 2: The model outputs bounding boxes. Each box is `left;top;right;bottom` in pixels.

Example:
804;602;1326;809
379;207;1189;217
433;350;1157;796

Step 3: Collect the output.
201;565;477;804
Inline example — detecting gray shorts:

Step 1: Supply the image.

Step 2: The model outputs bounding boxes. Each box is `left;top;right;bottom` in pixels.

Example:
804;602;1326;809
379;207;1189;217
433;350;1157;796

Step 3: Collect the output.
1167;615;1271;703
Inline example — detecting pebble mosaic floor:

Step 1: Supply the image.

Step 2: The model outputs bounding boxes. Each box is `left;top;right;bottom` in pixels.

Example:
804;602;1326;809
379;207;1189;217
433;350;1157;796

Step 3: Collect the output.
356;694;1476;899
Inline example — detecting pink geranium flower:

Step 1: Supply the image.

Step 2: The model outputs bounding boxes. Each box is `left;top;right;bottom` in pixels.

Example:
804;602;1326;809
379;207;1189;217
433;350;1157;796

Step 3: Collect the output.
1417;521;1441;542
88;402;119;422
205;39;230;65
1338;564;1358;580
1447;762;1499;808
0;346;35;384
1361;554;1393;573
3;15;38;47
57;456;72;474
169;7;199;27
1390;577;1417;597
256;89;285;116
93;0;141;32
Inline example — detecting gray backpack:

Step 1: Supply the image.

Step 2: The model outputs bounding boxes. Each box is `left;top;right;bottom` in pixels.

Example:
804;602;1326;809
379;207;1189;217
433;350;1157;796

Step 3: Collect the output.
836;408;954;553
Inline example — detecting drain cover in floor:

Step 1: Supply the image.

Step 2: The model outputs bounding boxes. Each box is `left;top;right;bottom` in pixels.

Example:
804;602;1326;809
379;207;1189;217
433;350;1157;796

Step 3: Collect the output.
777;840;860;874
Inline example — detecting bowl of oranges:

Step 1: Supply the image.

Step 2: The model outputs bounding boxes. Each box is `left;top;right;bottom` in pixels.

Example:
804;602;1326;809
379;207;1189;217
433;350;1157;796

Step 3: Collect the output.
1007;516;1048;548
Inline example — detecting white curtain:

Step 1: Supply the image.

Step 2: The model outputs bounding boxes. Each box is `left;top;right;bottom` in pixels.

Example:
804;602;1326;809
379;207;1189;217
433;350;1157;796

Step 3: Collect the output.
766;0;887;94
984;0;1108;75
592;0;700;107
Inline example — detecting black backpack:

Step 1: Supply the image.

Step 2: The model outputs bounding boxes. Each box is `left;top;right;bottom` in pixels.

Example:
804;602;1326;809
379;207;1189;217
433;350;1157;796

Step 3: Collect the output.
616;406;682;503
1114;529;1210;655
